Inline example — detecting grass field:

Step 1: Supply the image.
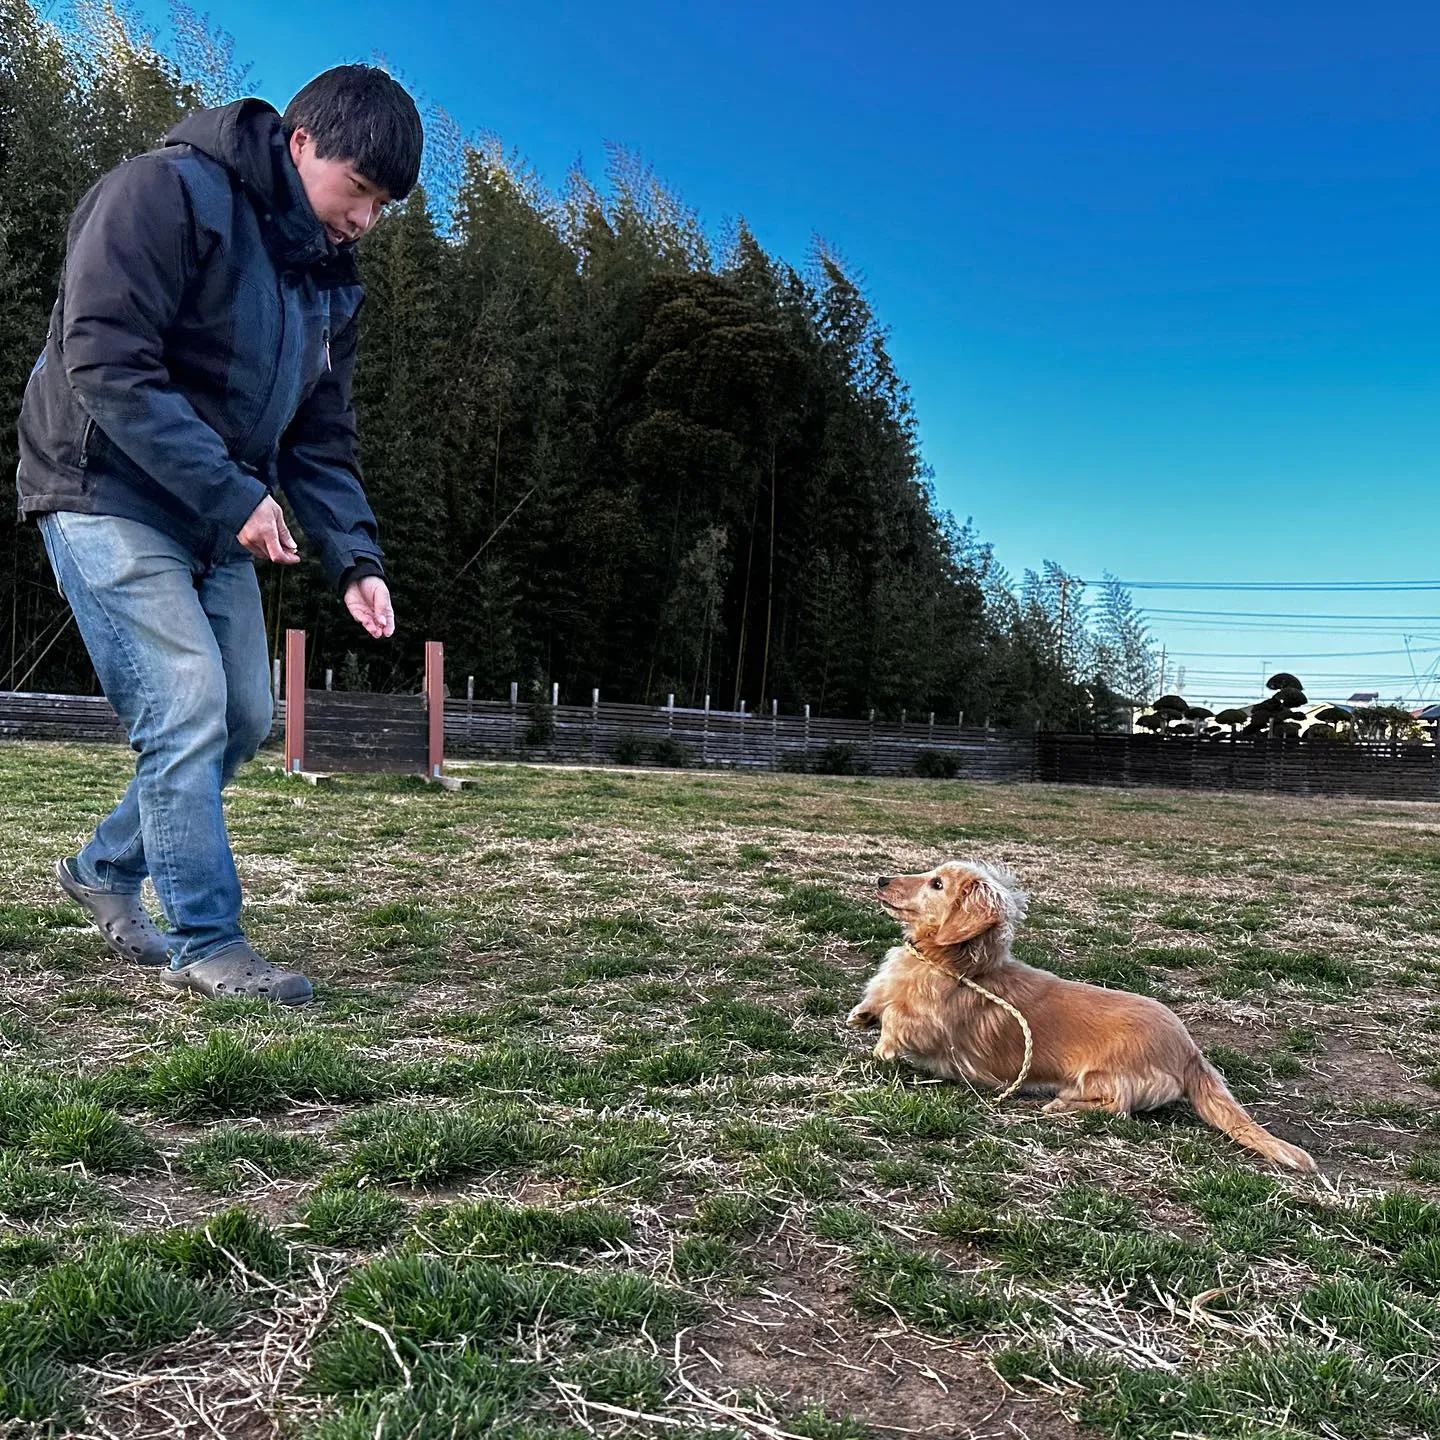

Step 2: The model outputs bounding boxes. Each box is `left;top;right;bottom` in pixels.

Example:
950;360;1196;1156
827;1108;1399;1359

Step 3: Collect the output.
1;741;1438;1440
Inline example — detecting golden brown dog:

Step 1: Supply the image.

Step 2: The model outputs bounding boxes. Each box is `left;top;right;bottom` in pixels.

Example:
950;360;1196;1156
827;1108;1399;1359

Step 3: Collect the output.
848;860;1315;1171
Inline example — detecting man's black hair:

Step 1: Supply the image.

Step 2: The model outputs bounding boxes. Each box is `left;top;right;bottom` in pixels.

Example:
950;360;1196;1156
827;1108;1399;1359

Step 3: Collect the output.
282;65;423;200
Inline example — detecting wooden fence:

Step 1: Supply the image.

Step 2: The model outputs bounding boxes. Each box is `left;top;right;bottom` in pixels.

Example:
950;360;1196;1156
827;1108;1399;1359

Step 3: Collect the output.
1036;732;1440;802
441;697;1032;779
11;689;1440;800
0;690;1032;781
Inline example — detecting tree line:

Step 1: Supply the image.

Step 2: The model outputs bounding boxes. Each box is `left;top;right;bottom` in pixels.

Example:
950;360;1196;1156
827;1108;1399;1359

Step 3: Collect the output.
1;1;1158;728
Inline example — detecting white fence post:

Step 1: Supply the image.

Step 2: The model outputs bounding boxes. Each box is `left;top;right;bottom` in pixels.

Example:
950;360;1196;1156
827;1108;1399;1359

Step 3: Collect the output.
324;668;333;691
510;680;519;753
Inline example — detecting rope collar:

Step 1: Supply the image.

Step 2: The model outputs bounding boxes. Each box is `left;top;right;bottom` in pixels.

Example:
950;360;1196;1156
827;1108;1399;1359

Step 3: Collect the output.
903;939;1034;1101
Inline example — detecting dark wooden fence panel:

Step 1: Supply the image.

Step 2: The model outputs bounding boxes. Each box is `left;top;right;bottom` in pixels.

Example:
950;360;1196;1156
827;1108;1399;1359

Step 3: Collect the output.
440;699;1034;780
0;692;128;742
0;692;285;746
299;691;429;775
1036;733;1440;802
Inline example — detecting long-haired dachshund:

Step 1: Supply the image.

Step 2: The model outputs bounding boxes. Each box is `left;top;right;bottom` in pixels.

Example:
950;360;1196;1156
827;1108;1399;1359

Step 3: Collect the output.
847;860;1315;1171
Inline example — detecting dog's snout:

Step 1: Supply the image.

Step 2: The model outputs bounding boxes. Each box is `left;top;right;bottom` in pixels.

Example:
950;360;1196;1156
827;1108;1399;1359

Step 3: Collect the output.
877;875;891;889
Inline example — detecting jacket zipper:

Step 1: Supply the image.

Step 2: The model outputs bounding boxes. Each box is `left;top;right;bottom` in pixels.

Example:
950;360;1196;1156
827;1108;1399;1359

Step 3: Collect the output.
323;327;331;372
78;418;96;469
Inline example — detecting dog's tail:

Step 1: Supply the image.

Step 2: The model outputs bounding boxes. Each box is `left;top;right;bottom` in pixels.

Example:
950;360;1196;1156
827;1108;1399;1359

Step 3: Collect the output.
1185;1056;1316;1172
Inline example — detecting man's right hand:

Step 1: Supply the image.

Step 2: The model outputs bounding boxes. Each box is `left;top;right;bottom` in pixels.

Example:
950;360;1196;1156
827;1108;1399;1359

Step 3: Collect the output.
238;497;301;564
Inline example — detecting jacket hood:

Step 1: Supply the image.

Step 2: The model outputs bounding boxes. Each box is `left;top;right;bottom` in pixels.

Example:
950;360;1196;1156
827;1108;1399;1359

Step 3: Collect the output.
165;100;358;284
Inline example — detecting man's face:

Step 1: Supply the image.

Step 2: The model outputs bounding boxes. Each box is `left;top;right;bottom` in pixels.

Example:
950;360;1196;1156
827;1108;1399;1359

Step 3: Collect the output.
288;127;392;246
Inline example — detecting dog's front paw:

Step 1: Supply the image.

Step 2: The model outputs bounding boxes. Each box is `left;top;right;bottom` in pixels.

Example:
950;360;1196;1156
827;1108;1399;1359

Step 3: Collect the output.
872;1037;903;1062
846;1005;880;1030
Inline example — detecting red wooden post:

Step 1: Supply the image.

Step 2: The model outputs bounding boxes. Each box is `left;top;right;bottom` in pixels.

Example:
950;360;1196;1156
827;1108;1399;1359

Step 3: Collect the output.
284;628;305;774
424;640;444;779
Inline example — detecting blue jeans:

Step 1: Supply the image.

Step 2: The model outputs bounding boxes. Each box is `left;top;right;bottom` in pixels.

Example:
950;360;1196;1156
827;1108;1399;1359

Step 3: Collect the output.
37;512;273;966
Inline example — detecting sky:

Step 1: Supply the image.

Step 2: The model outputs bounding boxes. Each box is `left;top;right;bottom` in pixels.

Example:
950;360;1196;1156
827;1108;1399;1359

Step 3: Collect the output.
126;0;1440;707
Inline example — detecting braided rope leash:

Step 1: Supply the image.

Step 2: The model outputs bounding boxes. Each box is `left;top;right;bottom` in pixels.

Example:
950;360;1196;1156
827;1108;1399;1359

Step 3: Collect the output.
905;941;1034;1101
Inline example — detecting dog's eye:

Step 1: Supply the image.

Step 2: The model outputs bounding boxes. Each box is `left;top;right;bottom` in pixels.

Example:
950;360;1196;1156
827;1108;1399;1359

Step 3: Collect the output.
930;877;944;890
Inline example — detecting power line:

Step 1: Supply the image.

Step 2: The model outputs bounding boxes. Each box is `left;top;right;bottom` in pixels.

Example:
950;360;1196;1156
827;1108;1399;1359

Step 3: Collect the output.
1166;645;1440;659
1179;674;1417;683
1093;580;1440;592
1141;607;1440;621
1144;619;1440;635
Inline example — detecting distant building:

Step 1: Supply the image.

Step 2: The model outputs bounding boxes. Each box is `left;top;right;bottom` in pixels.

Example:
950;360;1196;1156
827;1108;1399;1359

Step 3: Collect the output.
1347;691;1379;705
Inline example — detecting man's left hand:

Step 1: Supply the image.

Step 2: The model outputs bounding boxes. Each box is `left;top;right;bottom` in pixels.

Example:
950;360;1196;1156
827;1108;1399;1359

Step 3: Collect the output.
344;576;395;638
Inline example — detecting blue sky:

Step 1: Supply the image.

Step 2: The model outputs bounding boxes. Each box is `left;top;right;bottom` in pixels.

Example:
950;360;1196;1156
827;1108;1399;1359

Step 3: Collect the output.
129;0;1440;705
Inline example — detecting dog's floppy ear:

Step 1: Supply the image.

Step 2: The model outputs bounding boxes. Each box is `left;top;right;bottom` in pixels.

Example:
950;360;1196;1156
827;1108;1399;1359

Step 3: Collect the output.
933;874;1004;946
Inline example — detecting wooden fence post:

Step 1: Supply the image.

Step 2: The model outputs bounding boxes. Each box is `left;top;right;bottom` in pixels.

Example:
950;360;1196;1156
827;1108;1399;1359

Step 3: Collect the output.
509;680;518;753
702;694;710;765
803;703;810;763
868;708;875;771
590;688;599;761
283;628;305;775
424;641;444;779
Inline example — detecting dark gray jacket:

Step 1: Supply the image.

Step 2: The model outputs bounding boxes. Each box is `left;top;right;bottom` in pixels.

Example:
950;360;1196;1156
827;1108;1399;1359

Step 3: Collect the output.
16;99;384;591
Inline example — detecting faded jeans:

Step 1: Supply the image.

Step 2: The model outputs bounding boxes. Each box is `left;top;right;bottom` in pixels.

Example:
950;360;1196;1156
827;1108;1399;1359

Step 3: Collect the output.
36;512;272;966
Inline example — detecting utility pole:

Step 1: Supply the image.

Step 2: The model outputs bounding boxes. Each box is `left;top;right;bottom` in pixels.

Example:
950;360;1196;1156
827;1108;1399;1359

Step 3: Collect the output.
1156;646;1166;699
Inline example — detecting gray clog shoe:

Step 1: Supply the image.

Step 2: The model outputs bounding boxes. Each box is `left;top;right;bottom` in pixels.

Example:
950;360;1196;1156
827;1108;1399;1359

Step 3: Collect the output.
56;857;170;967
162;941;313;1006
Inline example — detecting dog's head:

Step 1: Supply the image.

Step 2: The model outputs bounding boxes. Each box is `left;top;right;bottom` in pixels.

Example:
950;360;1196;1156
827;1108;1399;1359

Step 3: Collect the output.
875;860;1028;948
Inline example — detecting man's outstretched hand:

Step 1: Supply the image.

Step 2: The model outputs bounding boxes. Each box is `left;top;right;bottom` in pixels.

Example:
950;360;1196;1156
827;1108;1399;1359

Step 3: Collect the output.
344;575;395;638
238;497;300;564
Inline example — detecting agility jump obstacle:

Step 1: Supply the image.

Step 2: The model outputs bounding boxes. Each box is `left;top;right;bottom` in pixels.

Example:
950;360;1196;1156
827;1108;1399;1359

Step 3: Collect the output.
282;628;445;781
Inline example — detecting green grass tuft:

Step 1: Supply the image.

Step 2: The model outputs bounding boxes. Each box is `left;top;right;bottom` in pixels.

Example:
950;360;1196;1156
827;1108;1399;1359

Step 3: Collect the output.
689;1190;770;1239
178;1126;328;1192
140;1029;381;1120
310;1252;699;1396
772;881;897;953
411;1198;629;1262
842;1085;975;1140
853;1242;1036;1334
336;1103;557;1187
299;1188;407;1248
22;1098;155;1173
0;1153;110;1220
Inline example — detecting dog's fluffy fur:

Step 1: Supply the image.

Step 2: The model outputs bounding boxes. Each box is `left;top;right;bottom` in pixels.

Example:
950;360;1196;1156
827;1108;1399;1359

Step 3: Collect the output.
848;860;1315;1172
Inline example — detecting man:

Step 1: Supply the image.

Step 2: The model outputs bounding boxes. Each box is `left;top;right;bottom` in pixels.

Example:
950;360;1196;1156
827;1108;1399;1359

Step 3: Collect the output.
15;66;423;1003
